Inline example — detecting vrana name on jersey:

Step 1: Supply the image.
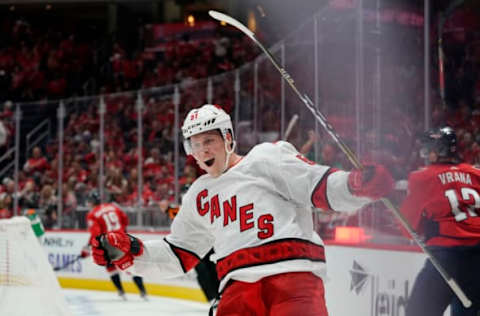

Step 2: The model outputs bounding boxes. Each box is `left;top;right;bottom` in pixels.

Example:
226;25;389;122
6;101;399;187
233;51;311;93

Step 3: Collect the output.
438;171;472;185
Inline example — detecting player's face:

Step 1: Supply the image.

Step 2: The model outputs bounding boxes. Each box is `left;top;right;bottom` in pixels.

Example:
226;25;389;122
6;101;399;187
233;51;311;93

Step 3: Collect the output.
428;151;438;164
190;130;227;177
420;145;439;164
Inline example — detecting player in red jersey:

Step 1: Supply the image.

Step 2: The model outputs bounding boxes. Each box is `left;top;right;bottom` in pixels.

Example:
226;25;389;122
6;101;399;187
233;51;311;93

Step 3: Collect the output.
401;127;480;316
83;191;147;300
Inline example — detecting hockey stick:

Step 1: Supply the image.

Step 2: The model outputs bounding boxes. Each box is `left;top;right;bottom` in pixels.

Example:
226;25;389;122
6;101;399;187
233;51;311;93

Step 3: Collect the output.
53;255;83;271
209;10;472;308
283;114;299;141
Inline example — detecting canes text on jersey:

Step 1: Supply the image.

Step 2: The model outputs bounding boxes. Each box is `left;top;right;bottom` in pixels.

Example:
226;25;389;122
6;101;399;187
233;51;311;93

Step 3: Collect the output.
196;189;274;239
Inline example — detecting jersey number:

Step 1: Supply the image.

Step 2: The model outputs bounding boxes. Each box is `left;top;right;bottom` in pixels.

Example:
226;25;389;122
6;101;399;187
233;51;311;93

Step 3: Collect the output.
102;210;121;231
445;188;480;222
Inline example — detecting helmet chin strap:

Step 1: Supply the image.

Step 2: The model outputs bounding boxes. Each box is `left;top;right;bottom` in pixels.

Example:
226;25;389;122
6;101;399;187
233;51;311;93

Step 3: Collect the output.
222;140;236;174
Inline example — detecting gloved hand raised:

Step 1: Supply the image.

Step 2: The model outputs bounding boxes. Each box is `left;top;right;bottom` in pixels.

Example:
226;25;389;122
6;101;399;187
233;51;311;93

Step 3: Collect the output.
348;164;394;200
91;232;144;270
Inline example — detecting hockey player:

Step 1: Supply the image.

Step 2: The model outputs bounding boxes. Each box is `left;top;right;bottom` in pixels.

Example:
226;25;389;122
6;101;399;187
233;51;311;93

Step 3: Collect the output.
84;191;147;300
402;126;480;316
91;104;394;315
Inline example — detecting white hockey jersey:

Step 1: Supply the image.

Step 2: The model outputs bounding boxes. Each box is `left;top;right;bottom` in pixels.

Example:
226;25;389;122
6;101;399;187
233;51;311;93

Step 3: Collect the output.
131;141;372;291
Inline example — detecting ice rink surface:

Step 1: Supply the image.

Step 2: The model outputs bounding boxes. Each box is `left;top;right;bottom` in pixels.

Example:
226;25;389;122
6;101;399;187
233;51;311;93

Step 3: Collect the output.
64;289;210;316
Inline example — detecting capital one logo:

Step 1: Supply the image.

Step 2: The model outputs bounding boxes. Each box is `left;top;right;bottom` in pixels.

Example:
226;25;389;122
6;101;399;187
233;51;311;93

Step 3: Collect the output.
350;260;409;316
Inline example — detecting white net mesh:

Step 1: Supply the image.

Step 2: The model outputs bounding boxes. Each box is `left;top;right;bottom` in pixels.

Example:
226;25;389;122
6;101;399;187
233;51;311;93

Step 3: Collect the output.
0;217;72;316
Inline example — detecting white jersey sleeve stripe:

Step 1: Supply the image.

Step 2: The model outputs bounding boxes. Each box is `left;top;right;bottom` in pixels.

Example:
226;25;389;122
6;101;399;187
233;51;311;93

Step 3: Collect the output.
326;170;372;212
129;239;186;279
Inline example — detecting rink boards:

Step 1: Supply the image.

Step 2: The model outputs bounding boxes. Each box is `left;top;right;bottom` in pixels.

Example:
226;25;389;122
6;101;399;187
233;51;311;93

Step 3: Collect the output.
43;231;447;315
43;230;206;302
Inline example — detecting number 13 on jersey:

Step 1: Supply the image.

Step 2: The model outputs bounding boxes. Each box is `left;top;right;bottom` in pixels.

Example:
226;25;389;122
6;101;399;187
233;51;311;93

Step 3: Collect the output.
445;187;480;222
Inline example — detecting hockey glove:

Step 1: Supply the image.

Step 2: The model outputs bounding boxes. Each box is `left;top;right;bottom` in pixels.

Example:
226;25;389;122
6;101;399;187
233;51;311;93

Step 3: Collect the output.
348;164;394;200
91;237;108;266
91;232;144;270
80;245;90;258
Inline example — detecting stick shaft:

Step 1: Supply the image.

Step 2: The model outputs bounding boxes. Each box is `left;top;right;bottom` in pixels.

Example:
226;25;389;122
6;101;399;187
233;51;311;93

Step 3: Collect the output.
284;114;299;140
54;256;82;271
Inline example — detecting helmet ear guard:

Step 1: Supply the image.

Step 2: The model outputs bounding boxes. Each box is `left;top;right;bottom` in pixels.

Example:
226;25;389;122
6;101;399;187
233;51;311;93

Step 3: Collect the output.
88;190;101;205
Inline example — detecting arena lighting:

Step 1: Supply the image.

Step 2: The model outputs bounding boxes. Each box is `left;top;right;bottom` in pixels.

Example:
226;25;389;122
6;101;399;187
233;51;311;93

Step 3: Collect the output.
186;14;195;27
247;10;256;33
334;226;369;243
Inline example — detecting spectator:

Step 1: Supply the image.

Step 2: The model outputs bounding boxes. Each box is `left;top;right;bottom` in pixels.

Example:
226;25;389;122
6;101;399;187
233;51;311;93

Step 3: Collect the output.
143;147;163;179
19;180;39;209
0;178;16;213
23;146;50;175
38;185;57;212
62;183;77;227
300;131;343;169
0;197;11;219
105;166;128;203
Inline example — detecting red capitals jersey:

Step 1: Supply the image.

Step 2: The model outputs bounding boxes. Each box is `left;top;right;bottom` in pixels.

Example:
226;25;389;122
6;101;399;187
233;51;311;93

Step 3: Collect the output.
86;203;129;244
401;163;480;246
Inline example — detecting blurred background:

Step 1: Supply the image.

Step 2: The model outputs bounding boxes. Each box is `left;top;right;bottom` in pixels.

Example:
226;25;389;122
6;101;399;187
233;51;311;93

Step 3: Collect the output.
0;0;479;246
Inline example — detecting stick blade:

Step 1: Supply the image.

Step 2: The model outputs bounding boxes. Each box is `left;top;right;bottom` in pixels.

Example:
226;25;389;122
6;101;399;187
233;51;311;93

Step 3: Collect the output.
208;10;255;38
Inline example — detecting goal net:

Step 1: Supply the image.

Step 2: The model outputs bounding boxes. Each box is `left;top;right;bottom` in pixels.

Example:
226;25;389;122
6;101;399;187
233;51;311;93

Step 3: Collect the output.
0;217;72;316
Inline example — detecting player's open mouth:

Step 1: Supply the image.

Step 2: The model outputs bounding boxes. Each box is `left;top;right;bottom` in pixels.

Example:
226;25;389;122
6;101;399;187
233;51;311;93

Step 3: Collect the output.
205;158;215;167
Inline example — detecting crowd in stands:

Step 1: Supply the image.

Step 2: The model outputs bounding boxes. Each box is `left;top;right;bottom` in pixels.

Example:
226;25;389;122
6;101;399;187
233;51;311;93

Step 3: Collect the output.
0;16;99;149
0;16;258;228
97;31;258;99
293;30;480;174
0;17;95;103
281;18;480;241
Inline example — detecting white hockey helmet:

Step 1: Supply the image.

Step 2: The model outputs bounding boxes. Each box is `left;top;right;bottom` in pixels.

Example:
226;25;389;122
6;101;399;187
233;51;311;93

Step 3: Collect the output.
182;104;234;155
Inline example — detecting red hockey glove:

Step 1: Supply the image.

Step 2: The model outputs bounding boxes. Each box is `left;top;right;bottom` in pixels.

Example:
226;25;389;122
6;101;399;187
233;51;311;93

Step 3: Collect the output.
96;232;144;270
348;164;394;200
91;237;108;266
80;245;90;258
